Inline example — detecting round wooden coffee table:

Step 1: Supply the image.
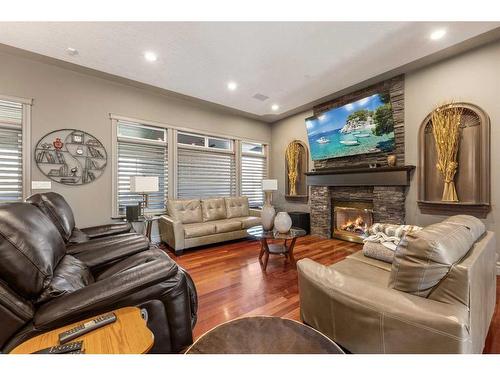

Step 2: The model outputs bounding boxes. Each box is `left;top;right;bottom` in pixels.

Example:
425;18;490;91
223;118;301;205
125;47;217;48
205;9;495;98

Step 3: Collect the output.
247;225;306;270
186;316;343;354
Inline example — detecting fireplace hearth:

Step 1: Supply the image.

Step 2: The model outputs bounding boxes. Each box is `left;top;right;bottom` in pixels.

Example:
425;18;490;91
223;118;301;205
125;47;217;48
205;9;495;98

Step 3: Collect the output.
333;201;373;243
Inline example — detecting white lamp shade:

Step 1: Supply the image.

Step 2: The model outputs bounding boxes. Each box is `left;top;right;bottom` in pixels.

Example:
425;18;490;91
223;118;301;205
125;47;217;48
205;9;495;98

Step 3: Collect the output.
130;176;159;193
262;179;278;191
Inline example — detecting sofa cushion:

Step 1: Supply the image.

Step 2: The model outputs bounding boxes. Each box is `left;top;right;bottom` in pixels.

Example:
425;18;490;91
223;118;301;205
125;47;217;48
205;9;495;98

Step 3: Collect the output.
184;223;216;239
225;197;249;219
235;216;261;229
389;221;475;297
36;255;94;304
168;199;203;224
201;198;227;222
213;219;242;233
442;215;485;241
26;192;76;242
0;202;66;298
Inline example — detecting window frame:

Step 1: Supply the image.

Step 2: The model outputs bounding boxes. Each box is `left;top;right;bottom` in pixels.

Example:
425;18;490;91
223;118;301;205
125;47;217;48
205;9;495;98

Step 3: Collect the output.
111;113;269;213
111;117;168;217
0;94;32;201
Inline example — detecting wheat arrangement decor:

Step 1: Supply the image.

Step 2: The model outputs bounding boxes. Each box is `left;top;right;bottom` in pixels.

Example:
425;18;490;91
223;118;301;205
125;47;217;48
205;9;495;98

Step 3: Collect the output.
430;102;464;202
285;141;302;196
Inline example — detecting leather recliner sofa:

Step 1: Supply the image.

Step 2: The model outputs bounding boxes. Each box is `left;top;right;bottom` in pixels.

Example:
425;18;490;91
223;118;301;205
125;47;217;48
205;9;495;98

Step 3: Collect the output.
0;202;198;353
26;192;132;244
159;196;261;255
298;215;497;354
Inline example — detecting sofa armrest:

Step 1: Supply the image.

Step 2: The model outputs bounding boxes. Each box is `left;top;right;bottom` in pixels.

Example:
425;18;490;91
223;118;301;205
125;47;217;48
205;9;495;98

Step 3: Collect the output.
34;253;178;330
249;208;261;217
159;215;185;251
80;222;132;239
297;259;471;353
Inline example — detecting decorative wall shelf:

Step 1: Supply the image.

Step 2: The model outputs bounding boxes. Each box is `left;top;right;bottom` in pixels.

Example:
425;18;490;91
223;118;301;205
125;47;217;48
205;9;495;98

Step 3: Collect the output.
35;129;107;186
417;103;490;218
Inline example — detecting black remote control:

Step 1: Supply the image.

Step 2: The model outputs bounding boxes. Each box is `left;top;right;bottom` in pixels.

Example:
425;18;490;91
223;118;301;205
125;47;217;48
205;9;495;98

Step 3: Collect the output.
59;312;117;344
33;340;83;354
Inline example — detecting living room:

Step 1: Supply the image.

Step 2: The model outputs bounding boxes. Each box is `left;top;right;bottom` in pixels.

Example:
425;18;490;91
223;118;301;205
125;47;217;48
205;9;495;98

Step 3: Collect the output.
1;1;500;372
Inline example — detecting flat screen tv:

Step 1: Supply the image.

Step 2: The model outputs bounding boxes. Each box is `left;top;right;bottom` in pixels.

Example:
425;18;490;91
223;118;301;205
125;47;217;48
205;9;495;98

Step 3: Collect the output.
305;92;395;161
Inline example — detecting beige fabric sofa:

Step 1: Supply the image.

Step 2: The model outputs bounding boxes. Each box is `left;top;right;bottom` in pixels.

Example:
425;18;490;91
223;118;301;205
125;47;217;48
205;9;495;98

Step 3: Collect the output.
159;196;261;255
298;215;497;353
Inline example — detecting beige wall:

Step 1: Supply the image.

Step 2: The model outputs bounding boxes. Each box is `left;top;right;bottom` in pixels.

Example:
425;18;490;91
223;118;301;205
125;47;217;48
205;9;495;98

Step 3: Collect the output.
270;40;500;265
405;41;500;241
0;50;271;229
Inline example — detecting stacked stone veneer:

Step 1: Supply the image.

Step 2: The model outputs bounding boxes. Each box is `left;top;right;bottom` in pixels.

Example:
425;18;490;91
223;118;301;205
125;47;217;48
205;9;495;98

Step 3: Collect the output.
311;185;406;238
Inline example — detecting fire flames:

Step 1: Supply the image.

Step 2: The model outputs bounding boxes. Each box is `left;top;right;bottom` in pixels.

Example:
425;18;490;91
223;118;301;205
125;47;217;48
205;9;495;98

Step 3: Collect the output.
340;216;368;234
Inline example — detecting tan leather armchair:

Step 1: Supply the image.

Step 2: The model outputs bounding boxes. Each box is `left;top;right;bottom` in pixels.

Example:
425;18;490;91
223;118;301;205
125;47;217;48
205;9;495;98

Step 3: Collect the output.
298;216;497;354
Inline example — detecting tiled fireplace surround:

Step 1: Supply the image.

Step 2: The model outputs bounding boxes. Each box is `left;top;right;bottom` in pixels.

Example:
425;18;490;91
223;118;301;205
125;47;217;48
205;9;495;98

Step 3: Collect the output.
310;185;406;238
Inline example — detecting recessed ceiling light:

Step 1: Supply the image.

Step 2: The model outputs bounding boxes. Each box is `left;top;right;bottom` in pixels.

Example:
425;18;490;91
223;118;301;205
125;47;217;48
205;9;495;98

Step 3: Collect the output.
144;51;158;62
271;104;280;111
430;29;446;41
66;47;79;56
227;81;238;91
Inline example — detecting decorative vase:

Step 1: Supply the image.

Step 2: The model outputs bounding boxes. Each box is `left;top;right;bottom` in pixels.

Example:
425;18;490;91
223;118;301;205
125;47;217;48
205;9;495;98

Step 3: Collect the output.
274;212;292;234
261;203;276;231
387;155;396;167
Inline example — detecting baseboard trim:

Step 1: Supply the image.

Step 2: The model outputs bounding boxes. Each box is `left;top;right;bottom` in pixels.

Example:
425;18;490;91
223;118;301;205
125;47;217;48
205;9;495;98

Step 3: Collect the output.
497;263;500;276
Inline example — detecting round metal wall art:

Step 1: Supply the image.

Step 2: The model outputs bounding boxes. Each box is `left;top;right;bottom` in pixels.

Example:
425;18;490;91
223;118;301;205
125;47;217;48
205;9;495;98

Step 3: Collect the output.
35;129;107;186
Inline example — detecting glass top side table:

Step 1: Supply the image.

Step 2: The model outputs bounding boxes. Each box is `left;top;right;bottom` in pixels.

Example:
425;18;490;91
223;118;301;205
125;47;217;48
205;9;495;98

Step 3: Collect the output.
247;225;307;271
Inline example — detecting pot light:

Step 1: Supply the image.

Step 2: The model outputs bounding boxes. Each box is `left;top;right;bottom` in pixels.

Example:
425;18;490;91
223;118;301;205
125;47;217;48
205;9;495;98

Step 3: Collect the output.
430;29;446;41
66;47;79;56
144;51;158;62
271;104;280;111
227;81;238;91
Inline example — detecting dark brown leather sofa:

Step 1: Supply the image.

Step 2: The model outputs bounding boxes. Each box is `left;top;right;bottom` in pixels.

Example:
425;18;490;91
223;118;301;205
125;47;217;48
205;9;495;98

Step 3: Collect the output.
26;192;132;244
0;201;197;354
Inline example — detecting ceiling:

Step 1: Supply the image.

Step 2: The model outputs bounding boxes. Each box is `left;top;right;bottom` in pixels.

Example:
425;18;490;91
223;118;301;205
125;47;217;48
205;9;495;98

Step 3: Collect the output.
0;22;499;121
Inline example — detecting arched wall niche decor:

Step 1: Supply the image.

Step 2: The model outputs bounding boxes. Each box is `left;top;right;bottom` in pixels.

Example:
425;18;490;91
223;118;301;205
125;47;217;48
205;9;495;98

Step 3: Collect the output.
285;140;309;201
417;103;490;218
35;129;107;186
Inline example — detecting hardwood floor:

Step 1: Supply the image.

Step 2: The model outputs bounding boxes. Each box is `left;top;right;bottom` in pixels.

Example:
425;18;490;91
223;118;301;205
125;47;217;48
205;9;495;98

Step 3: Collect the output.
165;236;500;353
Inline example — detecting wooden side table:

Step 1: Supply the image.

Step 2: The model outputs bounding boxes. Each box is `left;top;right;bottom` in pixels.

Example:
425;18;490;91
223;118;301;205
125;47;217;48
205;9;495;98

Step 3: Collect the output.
10;307;154;354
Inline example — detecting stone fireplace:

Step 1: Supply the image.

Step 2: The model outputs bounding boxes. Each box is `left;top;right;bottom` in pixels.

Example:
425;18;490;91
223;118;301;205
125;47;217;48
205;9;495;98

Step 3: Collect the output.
306;166;414;240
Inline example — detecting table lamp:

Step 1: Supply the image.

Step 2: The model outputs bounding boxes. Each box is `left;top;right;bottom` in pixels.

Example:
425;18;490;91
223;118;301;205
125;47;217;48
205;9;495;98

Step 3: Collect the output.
130;176;159;216
261;179;278;231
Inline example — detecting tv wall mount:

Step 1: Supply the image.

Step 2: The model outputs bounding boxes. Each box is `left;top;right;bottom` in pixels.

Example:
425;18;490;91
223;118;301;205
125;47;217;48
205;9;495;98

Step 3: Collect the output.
35;129;107;186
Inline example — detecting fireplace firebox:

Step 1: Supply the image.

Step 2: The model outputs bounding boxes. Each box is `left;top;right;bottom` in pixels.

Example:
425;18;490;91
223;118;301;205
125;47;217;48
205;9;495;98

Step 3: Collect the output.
332;201;373;243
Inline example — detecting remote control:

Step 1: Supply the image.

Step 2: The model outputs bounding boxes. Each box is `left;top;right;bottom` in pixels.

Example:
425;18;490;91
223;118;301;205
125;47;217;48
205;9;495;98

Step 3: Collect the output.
33;340;83;354
59;312;117;344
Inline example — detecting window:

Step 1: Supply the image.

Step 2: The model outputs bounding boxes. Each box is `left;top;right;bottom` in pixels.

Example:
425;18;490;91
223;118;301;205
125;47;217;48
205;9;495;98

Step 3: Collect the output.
241;142;267;207
177;133;236;199
0;99;24;202
116;120;167;214
178;132;205;147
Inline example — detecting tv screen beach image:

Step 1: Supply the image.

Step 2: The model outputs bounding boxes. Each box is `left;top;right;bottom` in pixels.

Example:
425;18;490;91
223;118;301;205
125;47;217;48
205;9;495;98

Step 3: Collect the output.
305;93;395;161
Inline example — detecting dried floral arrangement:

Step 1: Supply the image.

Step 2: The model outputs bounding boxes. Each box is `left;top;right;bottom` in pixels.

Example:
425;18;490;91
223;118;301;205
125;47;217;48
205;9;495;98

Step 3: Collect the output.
285;141;303;196
430;102;464;202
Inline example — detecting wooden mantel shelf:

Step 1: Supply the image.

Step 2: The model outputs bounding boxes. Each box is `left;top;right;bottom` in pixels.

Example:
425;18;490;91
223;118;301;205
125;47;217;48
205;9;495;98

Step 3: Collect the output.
305;165;415;187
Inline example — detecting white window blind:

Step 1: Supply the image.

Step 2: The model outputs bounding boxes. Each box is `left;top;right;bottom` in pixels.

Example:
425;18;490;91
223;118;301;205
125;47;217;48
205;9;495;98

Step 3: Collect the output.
116;121;167;214
0;100;23;202
177;147;236;199
241;145;267;207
